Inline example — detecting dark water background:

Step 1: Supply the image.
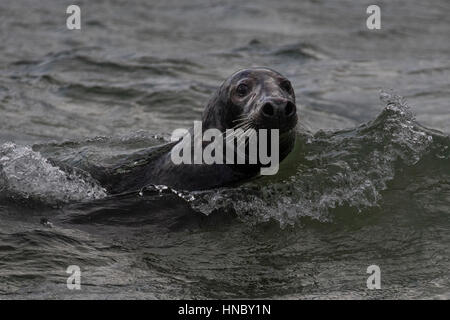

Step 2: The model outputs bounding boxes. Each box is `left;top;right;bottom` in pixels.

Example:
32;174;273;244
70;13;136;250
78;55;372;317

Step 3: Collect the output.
0;0;449;299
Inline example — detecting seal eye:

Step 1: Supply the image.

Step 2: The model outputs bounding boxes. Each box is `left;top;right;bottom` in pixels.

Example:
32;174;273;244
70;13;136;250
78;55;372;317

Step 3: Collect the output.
236;83;249;97
280;80;293;94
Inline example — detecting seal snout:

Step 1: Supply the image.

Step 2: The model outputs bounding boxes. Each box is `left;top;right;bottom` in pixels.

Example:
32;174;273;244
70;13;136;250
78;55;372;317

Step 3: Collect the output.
259;98;297;129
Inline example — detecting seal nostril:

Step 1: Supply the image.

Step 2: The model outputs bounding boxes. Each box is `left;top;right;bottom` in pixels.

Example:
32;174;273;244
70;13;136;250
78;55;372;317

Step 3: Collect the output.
285;101;296;117
262;103;275;117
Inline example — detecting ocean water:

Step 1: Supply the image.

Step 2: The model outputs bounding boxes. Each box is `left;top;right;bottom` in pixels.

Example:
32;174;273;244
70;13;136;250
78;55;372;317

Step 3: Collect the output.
0;0;449;299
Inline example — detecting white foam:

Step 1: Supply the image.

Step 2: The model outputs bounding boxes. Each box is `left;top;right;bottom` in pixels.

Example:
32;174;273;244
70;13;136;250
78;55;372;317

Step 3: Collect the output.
0;142;107;204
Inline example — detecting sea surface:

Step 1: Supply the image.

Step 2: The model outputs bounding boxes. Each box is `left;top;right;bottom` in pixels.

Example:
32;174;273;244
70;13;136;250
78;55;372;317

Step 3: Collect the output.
0;0;449;299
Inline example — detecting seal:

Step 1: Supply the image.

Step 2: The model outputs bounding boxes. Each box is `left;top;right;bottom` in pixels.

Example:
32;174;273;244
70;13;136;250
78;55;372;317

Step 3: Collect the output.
98;67;298;193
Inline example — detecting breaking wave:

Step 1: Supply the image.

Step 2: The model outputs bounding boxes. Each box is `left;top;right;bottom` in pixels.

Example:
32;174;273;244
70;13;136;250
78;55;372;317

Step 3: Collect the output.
190;91;449;225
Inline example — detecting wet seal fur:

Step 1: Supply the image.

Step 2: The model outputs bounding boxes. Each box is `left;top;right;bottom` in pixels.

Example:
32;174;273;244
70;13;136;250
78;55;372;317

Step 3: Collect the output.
98;67;298;193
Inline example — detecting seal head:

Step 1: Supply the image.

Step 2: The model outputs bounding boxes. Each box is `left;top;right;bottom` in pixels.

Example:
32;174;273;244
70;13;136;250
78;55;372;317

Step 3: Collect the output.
202;67;297;134
102;67;298;192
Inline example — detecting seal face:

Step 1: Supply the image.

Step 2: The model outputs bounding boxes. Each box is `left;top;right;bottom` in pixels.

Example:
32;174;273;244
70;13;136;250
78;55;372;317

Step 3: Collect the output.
102;67;298;193
202;67;298;134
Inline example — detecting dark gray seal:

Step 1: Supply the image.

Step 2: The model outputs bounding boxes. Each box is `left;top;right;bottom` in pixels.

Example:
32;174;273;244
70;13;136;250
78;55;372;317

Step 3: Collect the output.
98;67;298;193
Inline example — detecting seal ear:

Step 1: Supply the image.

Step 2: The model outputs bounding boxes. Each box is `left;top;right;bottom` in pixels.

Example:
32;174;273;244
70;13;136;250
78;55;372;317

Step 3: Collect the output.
201;82;234;132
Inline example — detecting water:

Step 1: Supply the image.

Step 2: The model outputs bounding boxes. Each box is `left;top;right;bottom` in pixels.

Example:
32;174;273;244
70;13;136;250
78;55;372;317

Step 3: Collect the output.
0;0;449;299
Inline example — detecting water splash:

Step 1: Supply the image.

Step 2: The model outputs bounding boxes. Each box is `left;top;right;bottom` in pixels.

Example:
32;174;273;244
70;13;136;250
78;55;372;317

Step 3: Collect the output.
138;184;195;202
0;142;106;205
